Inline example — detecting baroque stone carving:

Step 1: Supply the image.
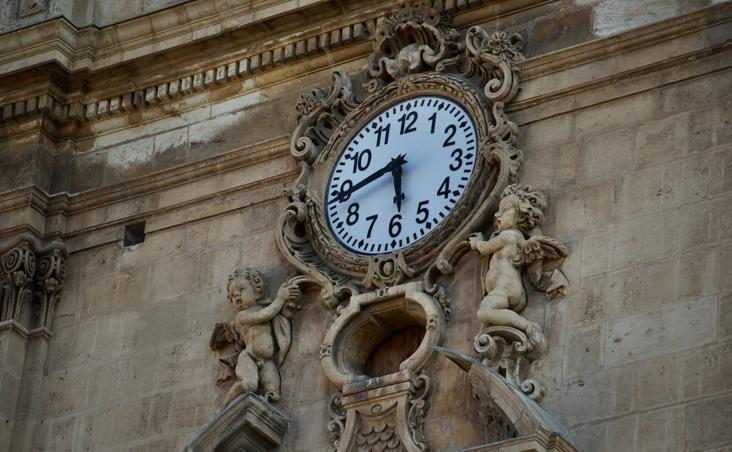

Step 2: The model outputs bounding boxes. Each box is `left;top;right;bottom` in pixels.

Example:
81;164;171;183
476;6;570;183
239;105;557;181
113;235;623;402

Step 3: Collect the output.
184;393;289;452
0;235;67;332
327;370;430;452
210;269;301;406
368;0;463;83
435;346;579;451
320;282;443;450
468;185;569;399
278;0;527;309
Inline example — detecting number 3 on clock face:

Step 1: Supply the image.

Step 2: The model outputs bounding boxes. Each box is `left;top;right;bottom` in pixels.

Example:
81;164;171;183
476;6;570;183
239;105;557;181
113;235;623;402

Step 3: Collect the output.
326;95;478;255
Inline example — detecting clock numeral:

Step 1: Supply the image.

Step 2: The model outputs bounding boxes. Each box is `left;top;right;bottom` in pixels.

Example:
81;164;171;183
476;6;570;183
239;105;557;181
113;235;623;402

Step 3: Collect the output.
389;214;402;238
346;149;372;173
437;177;451;199
346;203;360;225
443;124;457;147
375;124;391;147
366;214;378;238
398;111;418;135
337;180;353;202
416;200;430;224
428;112;437;134
449;148;463;171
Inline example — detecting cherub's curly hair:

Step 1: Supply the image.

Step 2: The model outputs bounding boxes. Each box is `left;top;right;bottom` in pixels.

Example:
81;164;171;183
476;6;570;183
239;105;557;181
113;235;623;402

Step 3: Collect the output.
227;268;268;302
501;184;546;234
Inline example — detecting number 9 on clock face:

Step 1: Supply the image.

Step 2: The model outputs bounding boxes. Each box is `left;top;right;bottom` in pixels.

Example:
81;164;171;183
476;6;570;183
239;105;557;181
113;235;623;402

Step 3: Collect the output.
325;95;478;255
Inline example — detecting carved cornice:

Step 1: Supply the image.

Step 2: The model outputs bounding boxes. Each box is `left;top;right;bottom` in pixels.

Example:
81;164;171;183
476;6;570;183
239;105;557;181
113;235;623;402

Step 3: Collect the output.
0;136;293;240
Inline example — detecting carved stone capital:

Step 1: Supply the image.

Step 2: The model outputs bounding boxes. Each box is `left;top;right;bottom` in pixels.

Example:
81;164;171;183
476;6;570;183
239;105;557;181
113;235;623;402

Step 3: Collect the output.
0;235;67;332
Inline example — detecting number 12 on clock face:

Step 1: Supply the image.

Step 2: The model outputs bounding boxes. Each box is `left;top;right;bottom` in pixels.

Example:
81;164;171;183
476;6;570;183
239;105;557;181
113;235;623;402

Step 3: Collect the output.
326;95;477;255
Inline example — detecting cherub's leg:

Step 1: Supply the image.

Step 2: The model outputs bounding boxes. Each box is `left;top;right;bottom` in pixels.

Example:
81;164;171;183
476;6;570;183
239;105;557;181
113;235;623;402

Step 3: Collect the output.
260;360;281;403
477;290;530;331
223;351;259;406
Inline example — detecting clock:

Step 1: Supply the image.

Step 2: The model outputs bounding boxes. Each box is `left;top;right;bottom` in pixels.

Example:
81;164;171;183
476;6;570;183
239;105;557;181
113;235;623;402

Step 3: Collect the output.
325;95;477;255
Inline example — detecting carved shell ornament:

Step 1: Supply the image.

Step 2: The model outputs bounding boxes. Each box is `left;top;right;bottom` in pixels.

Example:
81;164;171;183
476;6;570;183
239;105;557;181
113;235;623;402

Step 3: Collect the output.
278;0;526;309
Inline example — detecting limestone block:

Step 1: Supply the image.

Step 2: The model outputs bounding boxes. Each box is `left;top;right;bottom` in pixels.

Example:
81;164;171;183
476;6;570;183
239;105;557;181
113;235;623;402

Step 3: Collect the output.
578;128;637;185
686;393;732;450
637;354;681;409
720;293;732;339
563;323;604;378
147;253;197;302
574;91;656;138
677;249;708;299
610;210;678;270
680;340;732;400
577;231;611;278
553;182;613;236
572;267;638;325
604;297;716;367
708;242;732;293
525;7;593;56
571;414;637;452
709;147;732;197
558;366;637;423
636;112;690;168
635;257;678;312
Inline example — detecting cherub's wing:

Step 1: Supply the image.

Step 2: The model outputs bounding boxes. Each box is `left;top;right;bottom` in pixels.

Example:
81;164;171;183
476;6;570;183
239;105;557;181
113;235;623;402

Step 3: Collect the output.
209;321;237;351
273;315;292;367
519;236;569;266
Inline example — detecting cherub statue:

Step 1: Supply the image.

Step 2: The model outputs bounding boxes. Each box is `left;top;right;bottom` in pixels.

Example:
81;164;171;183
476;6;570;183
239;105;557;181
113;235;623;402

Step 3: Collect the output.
210;269;301;406
468;184;569;349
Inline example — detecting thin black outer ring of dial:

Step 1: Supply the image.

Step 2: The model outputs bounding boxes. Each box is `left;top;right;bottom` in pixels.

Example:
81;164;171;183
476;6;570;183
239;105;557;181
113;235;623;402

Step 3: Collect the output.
324;94;478;256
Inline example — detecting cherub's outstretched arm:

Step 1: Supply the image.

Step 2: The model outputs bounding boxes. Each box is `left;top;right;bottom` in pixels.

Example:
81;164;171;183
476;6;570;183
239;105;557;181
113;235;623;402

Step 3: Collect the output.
469;231;511;257
235;282;300;325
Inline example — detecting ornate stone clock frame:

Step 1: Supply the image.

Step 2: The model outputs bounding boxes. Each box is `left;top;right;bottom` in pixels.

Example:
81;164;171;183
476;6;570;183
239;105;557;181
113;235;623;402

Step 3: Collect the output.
268;1;572;450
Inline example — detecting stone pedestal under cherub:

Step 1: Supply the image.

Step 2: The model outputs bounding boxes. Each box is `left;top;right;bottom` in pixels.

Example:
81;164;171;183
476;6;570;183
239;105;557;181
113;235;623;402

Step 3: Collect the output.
468;185;568;396
210;269;301;406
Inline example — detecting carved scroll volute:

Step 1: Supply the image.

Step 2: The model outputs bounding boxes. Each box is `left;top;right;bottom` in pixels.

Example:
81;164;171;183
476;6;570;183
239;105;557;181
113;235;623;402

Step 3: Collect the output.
368;0;463;85
275;185;358;309
291;71;358;165
0;241;36;322
463;28;524;104
36;248;66;330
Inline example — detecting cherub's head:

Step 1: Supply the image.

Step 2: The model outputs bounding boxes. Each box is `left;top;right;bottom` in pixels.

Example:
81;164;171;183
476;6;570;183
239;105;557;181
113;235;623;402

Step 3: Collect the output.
227;268;267;310
496;184;546;234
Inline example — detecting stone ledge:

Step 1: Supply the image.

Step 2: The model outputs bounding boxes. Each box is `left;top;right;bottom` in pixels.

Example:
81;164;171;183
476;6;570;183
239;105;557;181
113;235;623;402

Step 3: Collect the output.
183;392;289;452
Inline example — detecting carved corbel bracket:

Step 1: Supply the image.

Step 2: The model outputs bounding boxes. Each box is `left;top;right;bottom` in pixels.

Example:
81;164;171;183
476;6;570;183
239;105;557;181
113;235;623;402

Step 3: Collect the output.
474;326;545;400
328;370;430;452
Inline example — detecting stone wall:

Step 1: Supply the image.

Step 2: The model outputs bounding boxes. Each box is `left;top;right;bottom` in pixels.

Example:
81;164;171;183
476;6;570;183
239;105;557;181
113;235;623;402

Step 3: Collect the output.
1;0;731;451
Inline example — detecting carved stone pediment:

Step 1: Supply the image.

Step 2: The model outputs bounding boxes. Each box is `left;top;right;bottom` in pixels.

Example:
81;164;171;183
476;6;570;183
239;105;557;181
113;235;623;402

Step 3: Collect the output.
184;393;289;452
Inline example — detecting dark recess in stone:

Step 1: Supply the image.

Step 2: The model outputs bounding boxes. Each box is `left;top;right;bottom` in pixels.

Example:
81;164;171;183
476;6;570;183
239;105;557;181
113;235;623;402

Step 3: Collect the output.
123;222;146;247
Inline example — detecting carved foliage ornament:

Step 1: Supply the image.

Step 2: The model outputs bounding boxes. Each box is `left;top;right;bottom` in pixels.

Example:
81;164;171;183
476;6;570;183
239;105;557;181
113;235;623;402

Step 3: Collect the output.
0;235;67;332
278;0;525;309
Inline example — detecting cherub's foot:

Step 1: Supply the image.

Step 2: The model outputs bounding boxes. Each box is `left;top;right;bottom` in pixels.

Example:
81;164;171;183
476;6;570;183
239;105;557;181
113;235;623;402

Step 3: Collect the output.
264;391;281;403
525;322;547;358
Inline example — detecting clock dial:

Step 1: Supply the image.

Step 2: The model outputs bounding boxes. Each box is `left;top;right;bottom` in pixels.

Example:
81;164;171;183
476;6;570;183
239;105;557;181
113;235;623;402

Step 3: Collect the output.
325;95;478;255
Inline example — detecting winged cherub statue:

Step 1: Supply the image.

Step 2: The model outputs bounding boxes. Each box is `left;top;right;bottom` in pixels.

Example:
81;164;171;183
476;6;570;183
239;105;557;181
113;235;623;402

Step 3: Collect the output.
210;269;300;406
468;184;569;349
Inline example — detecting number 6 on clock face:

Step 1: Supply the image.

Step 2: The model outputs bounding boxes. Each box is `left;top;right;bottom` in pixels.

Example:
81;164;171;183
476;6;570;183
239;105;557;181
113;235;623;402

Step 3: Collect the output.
326;95;478;255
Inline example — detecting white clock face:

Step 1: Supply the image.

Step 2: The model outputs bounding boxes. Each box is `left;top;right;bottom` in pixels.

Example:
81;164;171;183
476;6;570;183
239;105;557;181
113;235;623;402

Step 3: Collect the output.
325;95;478;255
